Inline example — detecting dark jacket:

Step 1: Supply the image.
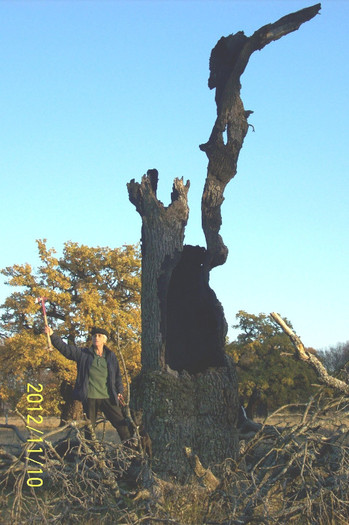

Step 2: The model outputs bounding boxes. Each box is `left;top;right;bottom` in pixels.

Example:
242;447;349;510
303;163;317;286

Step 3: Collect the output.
51;333;124;405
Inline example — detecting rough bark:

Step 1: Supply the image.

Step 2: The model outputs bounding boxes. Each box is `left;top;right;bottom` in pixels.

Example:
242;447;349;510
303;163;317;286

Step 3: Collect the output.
127;172;237;480
127;170;190;372
127;4;321;480
131;359;238;482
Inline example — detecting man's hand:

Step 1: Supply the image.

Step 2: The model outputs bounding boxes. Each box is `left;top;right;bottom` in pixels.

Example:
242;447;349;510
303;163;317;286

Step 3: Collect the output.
44;325;53;336
117;393;126;406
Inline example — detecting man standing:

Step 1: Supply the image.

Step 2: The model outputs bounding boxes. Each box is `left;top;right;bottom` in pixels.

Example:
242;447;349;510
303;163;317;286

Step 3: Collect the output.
45;325;131;443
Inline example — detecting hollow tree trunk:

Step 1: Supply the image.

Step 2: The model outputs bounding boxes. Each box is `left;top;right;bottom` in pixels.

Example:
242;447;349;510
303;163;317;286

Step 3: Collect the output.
127;4;321;481
128;172;238;480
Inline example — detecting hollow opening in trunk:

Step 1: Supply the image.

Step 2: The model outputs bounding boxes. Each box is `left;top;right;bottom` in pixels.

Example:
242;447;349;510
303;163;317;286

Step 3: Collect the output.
165;245;226;373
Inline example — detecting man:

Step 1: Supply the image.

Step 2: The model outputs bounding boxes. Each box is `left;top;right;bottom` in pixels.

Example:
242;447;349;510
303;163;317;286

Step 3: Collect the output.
44;325;131;443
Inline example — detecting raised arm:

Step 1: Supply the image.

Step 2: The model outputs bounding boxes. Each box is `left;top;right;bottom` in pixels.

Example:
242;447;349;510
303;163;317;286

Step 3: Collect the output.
44;326;82;362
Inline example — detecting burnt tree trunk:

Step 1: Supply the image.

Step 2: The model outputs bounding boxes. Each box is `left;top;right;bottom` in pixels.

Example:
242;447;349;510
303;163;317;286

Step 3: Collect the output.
127;4;321;481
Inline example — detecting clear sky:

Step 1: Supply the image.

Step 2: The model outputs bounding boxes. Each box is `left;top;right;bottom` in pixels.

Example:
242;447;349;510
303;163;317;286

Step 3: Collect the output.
0;0;348;350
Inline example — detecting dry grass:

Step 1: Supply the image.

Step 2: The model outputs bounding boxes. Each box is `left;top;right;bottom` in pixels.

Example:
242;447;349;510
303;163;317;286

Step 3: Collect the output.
1;393;349;524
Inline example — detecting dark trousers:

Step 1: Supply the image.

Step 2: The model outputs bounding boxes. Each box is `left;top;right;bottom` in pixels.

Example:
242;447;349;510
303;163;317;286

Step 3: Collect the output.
84;398;131;442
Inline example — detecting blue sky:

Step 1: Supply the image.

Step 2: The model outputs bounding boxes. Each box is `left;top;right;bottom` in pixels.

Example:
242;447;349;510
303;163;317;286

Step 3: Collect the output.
0;0;348;350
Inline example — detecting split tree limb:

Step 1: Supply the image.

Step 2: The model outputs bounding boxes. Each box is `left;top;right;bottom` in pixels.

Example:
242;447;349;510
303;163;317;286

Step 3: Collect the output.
270;312;349;395
201;4;321;269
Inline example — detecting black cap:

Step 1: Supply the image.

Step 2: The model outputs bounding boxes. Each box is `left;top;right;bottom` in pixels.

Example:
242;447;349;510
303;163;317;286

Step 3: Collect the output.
91;327;109;338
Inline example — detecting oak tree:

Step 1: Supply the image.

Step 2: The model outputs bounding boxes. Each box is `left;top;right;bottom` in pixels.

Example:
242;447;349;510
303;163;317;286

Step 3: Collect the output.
227;311;318;417
127;4;321;480
317;342;349;374
0;240;141;417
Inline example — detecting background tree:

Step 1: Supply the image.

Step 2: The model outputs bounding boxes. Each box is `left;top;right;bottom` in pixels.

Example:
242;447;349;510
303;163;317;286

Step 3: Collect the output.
127;4;321;480
0;239;141;417
226;311;318;418
317;341;349;374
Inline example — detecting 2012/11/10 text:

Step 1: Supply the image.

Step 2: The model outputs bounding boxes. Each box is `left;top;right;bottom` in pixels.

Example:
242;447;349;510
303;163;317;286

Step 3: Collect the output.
26;383;44;488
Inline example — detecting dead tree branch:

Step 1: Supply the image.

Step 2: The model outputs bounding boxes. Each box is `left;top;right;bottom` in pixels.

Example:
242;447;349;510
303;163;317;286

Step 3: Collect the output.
270;311;349;395
200;4;321;269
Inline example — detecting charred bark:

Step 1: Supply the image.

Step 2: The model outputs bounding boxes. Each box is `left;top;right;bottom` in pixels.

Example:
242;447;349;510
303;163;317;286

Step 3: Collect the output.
127;4;321;480
200;3;321;269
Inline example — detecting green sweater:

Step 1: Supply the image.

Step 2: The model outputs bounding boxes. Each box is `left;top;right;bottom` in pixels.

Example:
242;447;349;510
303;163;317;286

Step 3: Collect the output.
87;351;109;399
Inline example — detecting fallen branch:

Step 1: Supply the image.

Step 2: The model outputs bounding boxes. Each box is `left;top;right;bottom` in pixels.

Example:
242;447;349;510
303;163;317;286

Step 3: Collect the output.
0;424;26;443
270;312;349;395
2;395;349;524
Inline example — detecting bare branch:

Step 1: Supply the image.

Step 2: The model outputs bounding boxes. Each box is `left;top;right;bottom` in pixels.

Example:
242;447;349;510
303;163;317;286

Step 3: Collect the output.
201;4;321;269
270;311;349;395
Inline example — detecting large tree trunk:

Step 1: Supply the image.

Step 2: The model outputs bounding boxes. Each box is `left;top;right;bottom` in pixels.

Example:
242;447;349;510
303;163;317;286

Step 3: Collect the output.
127;4;321;481
128;172;238;480
131;361;238;481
